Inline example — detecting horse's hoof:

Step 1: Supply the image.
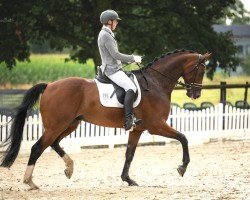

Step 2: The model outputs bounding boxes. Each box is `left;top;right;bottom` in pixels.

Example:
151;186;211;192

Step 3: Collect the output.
177;165;186;177
129;180;139;186
121;175;139;186
64;168;73;179
24;178;39;190
28;185;39;191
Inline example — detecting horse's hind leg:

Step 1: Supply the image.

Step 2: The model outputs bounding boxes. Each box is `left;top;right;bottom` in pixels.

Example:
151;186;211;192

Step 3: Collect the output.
51;119;81;179
23;132;58;190
51;139;74;179
121;129;142;186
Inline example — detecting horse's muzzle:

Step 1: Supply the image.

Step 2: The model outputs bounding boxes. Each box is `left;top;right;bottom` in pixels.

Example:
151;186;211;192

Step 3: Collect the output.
186;90;201;99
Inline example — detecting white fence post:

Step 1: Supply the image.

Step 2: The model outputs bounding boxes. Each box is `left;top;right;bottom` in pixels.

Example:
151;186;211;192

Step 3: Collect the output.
218;103;224;132
38;113;43;138
1;115;7;142
108;128;115;149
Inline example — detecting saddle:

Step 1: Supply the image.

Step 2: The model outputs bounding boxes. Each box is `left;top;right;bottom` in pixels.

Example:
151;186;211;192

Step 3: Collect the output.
95;67;138;105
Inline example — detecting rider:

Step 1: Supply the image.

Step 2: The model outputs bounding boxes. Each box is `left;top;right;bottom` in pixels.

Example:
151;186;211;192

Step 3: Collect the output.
98;9;142;131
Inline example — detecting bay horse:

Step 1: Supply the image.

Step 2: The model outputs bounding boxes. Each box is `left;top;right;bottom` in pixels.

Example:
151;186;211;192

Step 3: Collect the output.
0;50;211;190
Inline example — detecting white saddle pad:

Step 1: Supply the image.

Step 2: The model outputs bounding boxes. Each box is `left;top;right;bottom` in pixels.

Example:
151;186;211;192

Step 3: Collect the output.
94;75;141;108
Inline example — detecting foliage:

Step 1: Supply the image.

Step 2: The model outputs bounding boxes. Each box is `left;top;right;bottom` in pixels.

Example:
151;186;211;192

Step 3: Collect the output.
0;54;95;85
0;0;243;78
219;0;250;24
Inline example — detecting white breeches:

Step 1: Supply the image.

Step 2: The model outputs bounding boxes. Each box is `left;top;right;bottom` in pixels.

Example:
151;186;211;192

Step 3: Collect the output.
108;70;137;93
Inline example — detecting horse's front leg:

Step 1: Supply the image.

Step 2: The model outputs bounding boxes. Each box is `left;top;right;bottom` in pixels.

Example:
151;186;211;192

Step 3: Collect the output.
121;130;142;186
149;121;190;177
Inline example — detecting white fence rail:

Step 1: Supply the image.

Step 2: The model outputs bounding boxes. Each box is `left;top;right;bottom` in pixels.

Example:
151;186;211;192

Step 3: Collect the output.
0;104;249;153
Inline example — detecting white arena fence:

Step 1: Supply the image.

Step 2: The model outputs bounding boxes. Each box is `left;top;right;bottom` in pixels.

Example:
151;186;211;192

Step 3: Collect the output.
0;103;249;153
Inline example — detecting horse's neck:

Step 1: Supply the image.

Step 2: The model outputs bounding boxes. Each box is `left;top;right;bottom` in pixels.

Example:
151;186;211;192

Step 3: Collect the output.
149;55;186;93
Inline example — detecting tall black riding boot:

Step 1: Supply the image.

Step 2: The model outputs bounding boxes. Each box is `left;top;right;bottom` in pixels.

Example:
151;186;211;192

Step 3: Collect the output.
124;89;142;131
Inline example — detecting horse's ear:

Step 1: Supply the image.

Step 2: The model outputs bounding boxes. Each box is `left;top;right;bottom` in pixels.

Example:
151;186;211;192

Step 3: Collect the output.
202;52;212;61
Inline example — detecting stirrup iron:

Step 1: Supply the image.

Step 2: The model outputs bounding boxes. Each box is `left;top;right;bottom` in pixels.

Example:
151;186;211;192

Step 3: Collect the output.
127;117;142;131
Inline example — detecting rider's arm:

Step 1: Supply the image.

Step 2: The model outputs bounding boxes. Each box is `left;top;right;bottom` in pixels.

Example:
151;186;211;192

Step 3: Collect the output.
104;34;135;63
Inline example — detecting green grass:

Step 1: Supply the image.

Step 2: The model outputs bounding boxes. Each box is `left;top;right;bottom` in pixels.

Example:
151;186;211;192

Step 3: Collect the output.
0;54;95;85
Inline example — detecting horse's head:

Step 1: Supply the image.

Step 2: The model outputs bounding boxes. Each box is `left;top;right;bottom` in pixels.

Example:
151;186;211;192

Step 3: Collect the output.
182;52;211;99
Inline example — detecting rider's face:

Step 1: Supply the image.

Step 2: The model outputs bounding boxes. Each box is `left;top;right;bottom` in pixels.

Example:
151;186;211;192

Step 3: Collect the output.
111;20;118;30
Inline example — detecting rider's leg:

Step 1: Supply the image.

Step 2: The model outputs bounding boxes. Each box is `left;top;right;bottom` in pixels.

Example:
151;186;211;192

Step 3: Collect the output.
108;70;136;93
108;70;141;130
123;89;141;130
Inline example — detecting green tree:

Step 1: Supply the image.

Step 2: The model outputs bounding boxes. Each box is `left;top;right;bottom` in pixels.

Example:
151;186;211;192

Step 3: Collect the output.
0;0;242;78
230;0;250;24
218;0;250;24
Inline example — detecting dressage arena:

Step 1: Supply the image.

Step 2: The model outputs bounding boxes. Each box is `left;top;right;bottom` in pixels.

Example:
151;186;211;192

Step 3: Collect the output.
0;139;249;200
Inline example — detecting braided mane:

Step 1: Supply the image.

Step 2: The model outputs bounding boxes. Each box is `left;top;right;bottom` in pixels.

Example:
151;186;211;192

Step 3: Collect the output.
144;49;196;69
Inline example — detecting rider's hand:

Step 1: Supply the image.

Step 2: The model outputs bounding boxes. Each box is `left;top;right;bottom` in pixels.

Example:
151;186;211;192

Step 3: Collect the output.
133;55;142;63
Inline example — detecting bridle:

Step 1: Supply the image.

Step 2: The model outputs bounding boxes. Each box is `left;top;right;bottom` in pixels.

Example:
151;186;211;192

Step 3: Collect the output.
181;54;205;91
139;54;206;91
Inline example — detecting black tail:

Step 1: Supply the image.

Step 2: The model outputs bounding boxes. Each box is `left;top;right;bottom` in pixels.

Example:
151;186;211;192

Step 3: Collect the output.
0;83;47;168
